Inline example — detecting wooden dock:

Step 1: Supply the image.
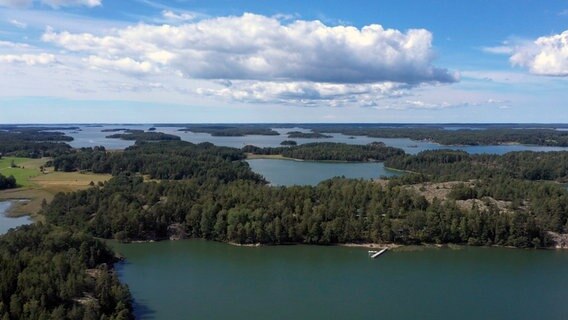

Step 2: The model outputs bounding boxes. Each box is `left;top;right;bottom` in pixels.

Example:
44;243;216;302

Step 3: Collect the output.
369;248;388;259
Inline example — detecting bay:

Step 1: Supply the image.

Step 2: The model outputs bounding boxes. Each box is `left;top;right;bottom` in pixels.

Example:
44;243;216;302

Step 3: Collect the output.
112;240;568;320
246;159;400;186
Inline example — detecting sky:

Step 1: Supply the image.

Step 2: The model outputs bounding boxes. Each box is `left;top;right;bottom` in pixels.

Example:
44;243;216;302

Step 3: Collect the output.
0;0;567;123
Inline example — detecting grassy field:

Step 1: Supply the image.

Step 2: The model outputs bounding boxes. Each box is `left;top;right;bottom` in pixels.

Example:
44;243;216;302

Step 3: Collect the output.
0;157;44;187
0;157;112;217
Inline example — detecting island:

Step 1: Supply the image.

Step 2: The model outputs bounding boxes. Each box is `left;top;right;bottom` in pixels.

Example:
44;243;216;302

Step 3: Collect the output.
179;126;280;136
287;131;332;139
106;129;181;141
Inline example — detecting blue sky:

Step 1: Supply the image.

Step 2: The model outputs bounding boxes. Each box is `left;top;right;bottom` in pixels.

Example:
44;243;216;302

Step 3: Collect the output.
0;0;567;123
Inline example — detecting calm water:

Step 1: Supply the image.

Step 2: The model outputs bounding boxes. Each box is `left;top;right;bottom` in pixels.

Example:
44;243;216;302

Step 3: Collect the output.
50;125;568;155
111;240;568;320
0;201;32;235
247;159;400;186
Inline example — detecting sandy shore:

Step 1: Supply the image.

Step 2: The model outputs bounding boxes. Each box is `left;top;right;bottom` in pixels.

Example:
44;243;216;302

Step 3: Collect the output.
336;243;401;249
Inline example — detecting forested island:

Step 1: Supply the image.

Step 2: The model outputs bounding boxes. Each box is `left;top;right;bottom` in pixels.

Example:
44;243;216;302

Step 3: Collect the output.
287;131;332;139
0;129;72;158
280;140;297;146
243;142;404;162
294;125;568;146
179;126;280;136
106;130;181;141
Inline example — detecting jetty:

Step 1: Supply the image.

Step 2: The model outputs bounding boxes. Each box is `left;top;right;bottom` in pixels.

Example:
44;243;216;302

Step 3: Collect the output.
368;248;388;259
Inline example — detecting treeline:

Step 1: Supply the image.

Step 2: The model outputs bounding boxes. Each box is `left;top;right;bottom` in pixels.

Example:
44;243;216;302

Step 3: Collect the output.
42;174;567;248
0;174;16;190
385;150;568;182
243;142;405;162
179;126;280;136
51;141;265;183
299;126;568;146
106;130;180;141
0;130;72;158
0;224;133;320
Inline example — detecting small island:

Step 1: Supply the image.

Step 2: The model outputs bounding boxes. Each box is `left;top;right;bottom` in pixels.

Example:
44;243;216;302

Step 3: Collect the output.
244;142;404;162
179;126;280;136
106;130;181;141
280;140;298;146
287;131;332;139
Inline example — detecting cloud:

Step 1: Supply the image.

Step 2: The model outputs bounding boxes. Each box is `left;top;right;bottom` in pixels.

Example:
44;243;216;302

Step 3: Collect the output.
0;0;100;8
0;53;56;65
87;56;155;75
161;10;196;22
42;13;457;84
0;40;32;49
481;45;513;55
8;19;27;28
373;98;510;111
508;31;568;76
197;81;411;107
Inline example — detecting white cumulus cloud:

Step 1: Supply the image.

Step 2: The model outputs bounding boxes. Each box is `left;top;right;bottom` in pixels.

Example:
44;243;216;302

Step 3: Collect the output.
42;13;457;84
509;30;568;76
0;53;56;65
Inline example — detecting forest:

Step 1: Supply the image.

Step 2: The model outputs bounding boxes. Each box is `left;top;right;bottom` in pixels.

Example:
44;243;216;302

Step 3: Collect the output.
0;224;133;319
50;141;264;183
243;142;405;161
384;150;568;182
42;141;568;248
296;125;568;146
0;129;72;158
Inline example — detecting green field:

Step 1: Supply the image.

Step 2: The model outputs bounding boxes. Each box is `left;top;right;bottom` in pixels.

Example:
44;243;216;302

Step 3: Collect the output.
0;156;112;217
0;157;43;187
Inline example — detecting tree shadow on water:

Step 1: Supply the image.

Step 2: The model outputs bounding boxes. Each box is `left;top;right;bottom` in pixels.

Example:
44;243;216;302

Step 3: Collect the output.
133;298;156;320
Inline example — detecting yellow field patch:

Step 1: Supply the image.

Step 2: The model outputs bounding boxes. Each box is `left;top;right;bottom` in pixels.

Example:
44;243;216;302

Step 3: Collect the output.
0;158;112;217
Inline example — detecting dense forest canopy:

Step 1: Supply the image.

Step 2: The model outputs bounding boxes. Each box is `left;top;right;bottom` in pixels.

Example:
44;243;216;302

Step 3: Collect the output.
42;141;568;248
51;141;265;183
0;129;72;158
0;224;133;320
385;150;568;182
243;142;405;162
